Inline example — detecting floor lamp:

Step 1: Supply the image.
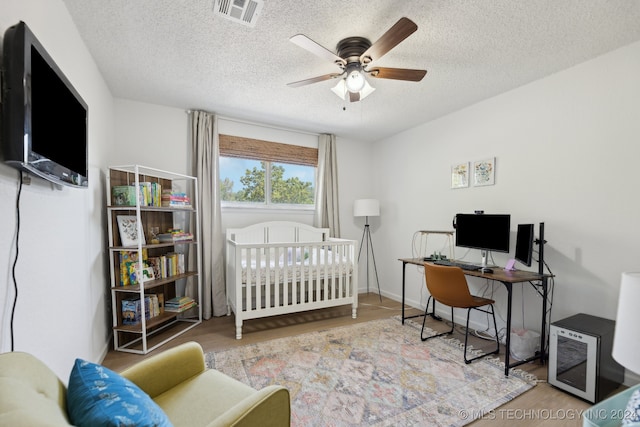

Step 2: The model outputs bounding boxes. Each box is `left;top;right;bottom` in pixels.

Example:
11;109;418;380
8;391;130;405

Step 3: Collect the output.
354;199;382;301
611;272;640;425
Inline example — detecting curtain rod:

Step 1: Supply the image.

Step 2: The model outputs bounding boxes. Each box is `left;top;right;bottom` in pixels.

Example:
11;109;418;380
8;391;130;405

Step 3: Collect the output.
185;110;321;137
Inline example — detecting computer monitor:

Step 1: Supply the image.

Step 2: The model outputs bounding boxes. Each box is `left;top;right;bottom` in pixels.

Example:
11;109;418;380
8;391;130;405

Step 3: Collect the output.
454;214;511;265
515;223;535;267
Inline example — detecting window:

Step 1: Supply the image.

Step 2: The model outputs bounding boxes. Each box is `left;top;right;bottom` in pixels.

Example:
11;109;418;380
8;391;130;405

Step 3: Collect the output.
219;134;317;209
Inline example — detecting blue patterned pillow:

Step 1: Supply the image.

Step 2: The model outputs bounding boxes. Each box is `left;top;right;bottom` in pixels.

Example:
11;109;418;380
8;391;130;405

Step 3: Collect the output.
67;359;173;427
624;388;640;425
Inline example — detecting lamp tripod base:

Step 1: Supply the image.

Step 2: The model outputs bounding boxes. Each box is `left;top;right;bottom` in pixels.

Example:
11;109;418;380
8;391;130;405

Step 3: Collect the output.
358;220;382;302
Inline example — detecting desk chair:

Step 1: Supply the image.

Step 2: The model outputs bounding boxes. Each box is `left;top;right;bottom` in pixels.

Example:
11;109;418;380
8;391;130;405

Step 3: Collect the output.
421;263;500;364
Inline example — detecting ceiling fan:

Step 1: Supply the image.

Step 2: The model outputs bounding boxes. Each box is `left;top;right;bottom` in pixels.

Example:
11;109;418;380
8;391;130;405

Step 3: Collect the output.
287;17;427;102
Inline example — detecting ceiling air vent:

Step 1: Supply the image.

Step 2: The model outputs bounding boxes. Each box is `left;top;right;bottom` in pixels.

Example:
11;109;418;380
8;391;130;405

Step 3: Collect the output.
214;0;263;27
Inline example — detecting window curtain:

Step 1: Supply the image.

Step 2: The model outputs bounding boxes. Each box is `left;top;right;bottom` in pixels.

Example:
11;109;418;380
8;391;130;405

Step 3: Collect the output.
190;111;227;318
314;134;341;237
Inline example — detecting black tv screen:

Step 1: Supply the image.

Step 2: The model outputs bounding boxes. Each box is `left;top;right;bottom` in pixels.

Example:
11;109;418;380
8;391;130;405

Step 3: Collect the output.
515;223;535;266
455;213;511;253
1;21;88;188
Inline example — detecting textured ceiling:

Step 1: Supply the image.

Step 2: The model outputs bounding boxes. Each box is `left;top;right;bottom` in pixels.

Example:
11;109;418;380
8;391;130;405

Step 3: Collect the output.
62;0;640;141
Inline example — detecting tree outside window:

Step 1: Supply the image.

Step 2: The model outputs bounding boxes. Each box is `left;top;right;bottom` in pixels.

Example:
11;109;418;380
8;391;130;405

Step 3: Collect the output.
220;157;315;207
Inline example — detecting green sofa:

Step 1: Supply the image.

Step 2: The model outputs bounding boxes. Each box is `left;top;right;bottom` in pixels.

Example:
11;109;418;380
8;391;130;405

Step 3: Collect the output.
0;341;290;426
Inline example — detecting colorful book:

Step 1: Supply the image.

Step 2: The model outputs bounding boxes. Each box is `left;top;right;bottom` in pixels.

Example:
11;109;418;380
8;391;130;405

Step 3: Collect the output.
112;185;136;206
121;296;151;325
165;296;196;312
118;250;147;286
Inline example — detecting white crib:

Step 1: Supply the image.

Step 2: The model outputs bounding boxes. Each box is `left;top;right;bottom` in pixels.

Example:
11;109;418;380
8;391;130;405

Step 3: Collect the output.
225;221;358;339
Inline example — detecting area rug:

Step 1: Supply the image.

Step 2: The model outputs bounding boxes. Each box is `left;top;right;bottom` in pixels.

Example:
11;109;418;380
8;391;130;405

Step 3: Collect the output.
204;317;537;426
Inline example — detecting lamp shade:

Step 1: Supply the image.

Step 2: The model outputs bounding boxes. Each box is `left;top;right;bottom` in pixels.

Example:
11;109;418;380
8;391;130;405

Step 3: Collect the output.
345;68;365;92
353;199;380;217
612;272;640;374
331;79;376;101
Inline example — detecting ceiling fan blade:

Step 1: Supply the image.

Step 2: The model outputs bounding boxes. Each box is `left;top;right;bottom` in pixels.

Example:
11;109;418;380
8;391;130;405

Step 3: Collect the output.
368;67;427;82
360;17;418;64
287;73;343;88
290;34;346;66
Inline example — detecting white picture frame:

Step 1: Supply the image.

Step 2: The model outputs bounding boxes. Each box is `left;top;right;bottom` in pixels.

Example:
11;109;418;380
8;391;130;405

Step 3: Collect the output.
117;215;146;247
473;157;496;186
451;162;469;189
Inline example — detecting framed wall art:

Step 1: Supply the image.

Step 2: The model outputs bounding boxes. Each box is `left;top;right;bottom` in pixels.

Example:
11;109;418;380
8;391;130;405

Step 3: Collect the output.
117;215;146;246
473;157;495;186
451;162;469;189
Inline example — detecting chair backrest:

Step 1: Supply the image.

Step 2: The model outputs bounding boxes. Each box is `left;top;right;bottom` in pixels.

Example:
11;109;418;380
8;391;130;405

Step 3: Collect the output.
424;263;476;308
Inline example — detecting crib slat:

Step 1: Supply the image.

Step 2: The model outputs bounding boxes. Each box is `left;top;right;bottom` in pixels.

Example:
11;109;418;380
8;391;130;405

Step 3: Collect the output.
337;244;342;299
245;248;251;311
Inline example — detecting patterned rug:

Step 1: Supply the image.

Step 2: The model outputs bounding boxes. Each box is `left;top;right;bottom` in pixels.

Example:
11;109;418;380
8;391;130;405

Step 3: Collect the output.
205;317;537;426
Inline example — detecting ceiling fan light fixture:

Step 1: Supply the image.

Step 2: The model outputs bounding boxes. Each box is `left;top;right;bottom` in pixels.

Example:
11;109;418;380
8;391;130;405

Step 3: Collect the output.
287;18;427;102
345;68;365;92
331;78;375;102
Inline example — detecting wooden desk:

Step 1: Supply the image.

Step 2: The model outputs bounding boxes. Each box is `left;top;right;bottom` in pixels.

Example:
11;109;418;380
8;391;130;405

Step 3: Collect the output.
399;257;553;376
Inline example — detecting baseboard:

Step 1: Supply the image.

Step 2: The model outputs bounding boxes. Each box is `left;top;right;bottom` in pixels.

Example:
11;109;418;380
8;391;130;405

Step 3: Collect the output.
624;370;640;387
99;333;113;364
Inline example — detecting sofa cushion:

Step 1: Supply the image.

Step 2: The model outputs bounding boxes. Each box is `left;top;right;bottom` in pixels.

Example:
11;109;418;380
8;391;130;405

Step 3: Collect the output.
67;359;172;427
0;351;72;426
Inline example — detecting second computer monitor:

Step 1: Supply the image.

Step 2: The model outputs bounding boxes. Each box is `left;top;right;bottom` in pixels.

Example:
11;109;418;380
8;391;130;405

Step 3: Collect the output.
515;223;535;267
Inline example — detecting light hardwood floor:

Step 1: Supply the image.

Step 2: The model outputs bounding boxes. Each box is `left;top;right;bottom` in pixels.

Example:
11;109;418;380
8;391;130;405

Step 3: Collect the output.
102;293;596;426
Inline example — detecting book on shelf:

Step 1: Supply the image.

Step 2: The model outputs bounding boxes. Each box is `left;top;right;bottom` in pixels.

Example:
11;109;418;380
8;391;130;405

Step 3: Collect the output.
111;182;161;207
157;228;193;243
164;296;196;312
112;185;137;206
122;296;151;325
126;262;154;285
118;250;148;286
161;189;192;208
121;293;166;325
147;257;162;280
139;182;162;207
152;293;165;314
146;253;184;279
147;294;160;317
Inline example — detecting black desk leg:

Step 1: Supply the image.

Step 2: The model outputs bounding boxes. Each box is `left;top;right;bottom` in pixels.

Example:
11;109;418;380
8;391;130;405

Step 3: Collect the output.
540;278;548;364
504;283;513;376
402;261;407;324
401;260;437;324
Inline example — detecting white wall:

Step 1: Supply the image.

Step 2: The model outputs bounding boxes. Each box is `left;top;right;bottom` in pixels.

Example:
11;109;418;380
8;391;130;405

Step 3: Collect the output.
113;99;189;174
0;0;114;380
372;40;640;363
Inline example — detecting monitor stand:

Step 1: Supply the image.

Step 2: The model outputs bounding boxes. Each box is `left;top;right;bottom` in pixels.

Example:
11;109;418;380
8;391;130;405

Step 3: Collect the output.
479;250;497;268
481;250;488;268
478;251;496;273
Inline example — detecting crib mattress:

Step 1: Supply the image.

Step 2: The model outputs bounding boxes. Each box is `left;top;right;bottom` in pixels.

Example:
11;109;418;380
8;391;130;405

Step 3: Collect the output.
240;248;353;284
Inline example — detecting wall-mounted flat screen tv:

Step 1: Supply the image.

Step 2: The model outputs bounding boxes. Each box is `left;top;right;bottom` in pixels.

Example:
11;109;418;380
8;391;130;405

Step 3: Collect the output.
1;21;88;188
